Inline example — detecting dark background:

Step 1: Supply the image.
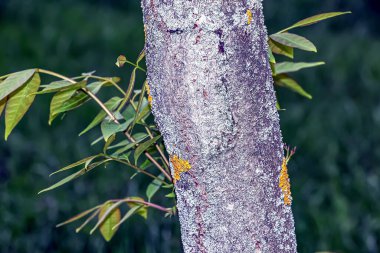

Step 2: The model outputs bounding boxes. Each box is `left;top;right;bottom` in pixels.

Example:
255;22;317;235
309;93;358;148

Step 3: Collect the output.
0;0;379;252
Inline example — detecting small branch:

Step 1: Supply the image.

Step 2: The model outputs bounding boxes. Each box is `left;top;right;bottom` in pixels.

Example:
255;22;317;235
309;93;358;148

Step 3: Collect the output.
122;198;171;213
83;87;119;123
110;156;170;186
124;132;172;182
37;68;119;124
147;128;170;167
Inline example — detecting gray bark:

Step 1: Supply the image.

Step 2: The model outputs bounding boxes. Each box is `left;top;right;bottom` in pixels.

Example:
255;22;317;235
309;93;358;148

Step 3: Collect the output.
141;0;297;252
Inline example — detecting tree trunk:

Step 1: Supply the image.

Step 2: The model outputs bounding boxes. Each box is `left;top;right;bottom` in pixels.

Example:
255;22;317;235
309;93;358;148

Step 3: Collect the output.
141;1;297;252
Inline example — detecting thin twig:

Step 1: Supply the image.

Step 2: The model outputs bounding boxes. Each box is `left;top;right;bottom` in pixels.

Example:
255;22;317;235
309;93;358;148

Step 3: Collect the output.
108;198;171;213
108;156;169;186
124;132;172;182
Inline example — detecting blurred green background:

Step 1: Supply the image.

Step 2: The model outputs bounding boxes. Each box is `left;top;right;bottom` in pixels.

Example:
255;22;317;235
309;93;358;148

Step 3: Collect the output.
0;0;379;252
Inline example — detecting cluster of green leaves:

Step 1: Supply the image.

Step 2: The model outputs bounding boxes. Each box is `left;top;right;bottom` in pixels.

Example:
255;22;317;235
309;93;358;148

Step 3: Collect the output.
269;11;351;106
0;11;349;242
0;61;176;241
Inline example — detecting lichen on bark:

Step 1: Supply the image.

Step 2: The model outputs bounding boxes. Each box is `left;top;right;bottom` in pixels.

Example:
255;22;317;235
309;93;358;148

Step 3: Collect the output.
141;0;297;252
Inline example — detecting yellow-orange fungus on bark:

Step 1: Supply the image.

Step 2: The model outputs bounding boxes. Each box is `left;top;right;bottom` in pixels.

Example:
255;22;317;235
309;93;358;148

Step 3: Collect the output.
145;82;153;105
279;158;292;205
246;10;253;25
170;155;191;183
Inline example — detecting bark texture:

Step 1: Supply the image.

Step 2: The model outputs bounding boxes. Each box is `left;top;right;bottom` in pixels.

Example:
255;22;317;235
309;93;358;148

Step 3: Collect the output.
141;0;297;252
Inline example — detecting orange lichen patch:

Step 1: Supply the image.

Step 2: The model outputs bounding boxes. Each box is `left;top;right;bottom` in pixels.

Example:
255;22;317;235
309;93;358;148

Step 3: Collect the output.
145;82;153;105
279;158;292;205
246;9;253;25
170;155;191;183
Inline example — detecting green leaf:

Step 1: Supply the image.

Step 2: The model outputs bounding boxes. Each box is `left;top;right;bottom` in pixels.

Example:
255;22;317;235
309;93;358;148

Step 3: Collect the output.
5;73;41;140
112;206;141;230
55;91;88;113
165;192;176;198
135;101;151;123
270;33;317;52
49;87;79;125
112;142;137;157
38;80;85;94
275;61;325;75
0;97;7;117
275;74;312;99
38;169;85;194
0;69;36;101
127;197;148;219
91;136;104;146
57;81;102;113
146;174;165;201
110;133;149;157
39;159;111;194
86;81;104;94
101;118;133;141
276;101;282;111
134;135;161;163
268;48;276;64
122;104;136;120
108;139;130;149
130;81;147;131
97;203;121;242
86;159;111;171
162;184;174;189
79;97;122;136
50;154;103;176
268;39;294;59
103;134;116;153
279;12;352;33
